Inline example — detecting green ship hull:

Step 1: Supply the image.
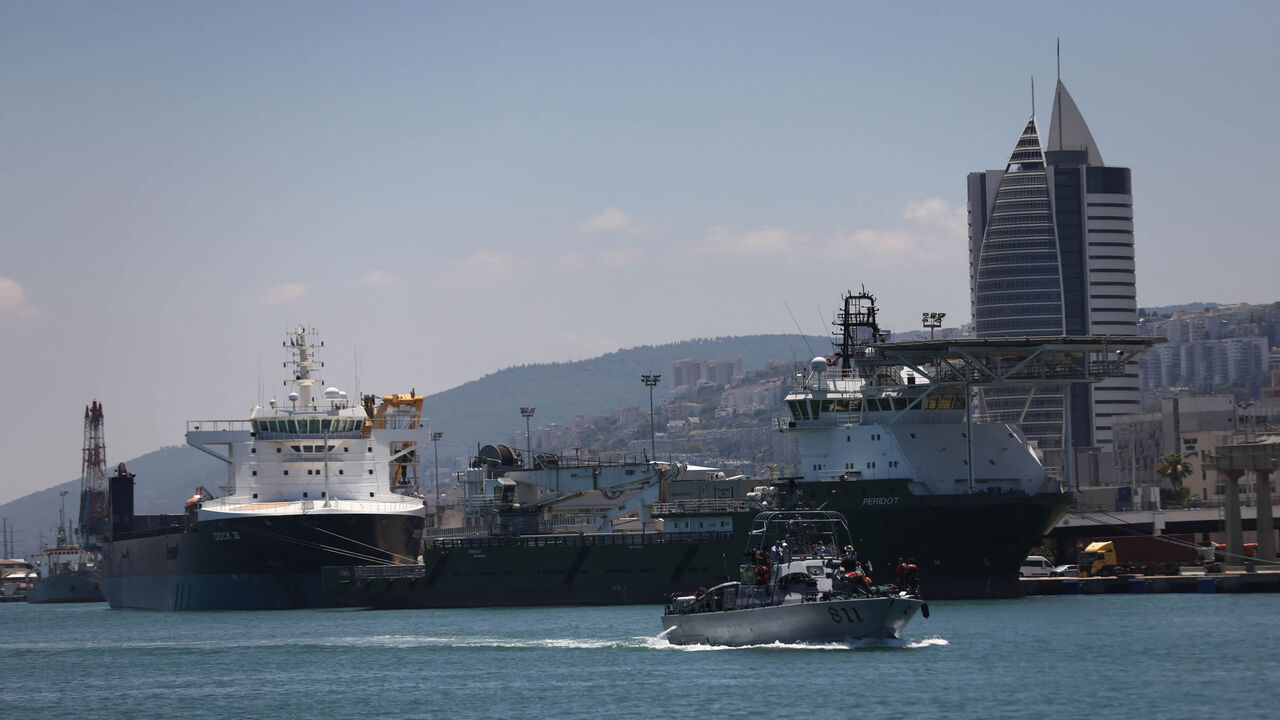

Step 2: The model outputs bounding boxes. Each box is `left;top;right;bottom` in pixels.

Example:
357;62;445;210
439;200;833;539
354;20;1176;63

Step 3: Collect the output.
322;478;1070;606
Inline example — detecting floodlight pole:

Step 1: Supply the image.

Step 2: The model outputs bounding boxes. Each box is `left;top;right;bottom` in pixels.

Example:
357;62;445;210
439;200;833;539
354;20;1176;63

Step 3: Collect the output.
520;407;535;469
431;431;443;505
641;374;661;459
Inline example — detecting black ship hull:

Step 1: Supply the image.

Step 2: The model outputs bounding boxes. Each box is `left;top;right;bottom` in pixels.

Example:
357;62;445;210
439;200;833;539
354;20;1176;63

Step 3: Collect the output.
103;513;423;610
27;569;105;604
323;479;1070;608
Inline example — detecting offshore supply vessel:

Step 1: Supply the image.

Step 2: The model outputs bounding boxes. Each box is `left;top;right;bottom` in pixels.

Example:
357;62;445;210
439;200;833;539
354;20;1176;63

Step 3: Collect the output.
324;290;1092;606
102;327;428;610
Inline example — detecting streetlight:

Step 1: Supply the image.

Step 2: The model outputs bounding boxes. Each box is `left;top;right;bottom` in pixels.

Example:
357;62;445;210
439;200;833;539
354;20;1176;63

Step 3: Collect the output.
520;407;535;469
431;431;443;505
641;373;661;459
922;312;946;340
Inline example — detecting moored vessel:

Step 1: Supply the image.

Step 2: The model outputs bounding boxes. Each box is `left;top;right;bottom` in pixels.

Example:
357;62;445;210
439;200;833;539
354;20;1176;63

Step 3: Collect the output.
28;401;110;604
28;490;105;604
1;558;37;601
102;326;428;610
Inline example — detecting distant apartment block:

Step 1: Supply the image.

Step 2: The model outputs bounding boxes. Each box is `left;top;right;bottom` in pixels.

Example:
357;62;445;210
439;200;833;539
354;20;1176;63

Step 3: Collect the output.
671;358;742;389
1138;303;1279;393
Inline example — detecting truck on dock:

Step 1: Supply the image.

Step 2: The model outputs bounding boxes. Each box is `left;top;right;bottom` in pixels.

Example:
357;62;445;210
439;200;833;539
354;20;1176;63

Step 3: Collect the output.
1077;534;1214;577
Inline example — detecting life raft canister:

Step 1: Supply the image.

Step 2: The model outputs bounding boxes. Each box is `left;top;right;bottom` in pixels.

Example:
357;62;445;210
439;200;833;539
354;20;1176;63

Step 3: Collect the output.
754;565;771;584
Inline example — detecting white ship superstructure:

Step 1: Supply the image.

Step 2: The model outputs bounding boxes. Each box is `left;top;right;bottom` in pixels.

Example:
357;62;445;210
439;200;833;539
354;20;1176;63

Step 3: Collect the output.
187;326;427;523
102;326;428;610
780;290;1055;498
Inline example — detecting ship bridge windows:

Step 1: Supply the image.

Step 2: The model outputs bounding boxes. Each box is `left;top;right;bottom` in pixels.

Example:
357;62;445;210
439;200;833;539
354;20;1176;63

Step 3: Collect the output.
788;400;809;420
256;418;363;436
923;395;964;410
289;444;337;454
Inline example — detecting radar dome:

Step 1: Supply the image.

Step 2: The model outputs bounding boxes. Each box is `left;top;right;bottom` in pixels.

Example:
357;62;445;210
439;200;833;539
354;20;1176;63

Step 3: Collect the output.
324;387;343;399
288;392;299;402
810;357;829;373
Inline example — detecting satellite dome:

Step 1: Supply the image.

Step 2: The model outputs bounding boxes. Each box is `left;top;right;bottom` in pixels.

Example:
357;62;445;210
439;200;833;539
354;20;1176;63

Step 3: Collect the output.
810;357;829;373
288;392;299;402
324;387;342;399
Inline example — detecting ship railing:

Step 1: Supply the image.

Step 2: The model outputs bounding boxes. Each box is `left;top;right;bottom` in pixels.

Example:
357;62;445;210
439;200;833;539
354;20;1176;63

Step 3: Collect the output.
342;564;427;580
649;499;756;515
110;513;195;540
199;498;424;515
187;420;254;432
428;529;735;551
421;522;504;539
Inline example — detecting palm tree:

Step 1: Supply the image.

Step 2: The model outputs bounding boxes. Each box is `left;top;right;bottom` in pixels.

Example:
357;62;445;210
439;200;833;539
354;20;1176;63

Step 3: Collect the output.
1155;453;1193;487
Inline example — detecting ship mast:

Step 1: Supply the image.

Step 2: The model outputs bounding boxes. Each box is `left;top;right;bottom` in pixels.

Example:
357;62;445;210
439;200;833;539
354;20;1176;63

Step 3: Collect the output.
79;401;108;552
832;288;887;375
57;491;69;548
285;326;324;409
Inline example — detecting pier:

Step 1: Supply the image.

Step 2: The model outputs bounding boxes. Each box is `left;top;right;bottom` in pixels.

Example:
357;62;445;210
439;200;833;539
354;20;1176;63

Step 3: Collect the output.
1022;568;1280;595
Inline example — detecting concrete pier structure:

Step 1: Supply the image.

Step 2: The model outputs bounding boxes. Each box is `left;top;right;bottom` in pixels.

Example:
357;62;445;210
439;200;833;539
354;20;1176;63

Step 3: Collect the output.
1210;436;1280;563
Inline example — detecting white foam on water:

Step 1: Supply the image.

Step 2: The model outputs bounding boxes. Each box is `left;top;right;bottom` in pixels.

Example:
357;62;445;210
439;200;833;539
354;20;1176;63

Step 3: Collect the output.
312;634;643;649
905;636;949;649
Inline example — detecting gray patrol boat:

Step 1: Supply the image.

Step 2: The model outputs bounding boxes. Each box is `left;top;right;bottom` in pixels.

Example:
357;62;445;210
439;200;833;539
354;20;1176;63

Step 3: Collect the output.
660;510;927;646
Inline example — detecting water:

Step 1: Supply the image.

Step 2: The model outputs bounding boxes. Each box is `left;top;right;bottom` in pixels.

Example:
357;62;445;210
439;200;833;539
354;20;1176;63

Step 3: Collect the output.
4;595;1278;719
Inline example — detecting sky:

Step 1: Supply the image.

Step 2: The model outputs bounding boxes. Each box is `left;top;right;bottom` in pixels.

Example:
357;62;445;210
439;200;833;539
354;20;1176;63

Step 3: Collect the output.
2;1;1278;505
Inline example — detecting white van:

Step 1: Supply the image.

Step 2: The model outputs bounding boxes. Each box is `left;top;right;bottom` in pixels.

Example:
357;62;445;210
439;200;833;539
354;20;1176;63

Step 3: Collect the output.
1019;555;1055;577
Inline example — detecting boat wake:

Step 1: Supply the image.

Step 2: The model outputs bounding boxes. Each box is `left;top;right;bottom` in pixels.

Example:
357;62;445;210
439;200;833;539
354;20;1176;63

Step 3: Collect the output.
643;633;949;651
316;634;649;649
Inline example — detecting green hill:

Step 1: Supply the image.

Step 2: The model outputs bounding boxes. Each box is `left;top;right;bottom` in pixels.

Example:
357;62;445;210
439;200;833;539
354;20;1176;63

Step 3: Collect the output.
421;333;825;463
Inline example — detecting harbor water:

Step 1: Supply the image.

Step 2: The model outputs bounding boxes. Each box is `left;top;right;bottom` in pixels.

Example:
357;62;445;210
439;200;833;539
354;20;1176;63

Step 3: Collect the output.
3;594;1278;719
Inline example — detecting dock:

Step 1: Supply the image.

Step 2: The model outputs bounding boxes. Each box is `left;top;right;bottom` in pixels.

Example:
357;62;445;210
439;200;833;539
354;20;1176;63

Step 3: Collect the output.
1022;568;1280;595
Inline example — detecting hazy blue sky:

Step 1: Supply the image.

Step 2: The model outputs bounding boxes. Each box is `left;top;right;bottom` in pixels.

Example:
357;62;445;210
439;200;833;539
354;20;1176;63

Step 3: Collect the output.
2;1;1277;504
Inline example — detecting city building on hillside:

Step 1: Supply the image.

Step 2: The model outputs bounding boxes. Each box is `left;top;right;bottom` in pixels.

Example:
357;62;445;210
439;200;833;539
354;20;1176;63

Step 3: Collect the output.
968;77;1138;479
670;358;742;389
1137;303;1279;394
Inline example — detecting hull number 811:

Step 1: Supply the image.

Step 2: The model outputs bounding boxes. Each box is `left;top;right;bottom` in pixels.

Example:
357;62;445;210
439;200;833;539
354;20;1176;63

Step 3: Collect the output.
829;606;864;623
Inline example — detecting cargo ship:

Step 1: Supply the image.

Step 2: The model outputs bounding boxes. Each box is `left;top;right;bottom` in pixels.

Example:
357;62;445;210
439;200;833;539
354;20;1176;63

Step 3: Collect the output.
323;290;1079;606
102;327;428;610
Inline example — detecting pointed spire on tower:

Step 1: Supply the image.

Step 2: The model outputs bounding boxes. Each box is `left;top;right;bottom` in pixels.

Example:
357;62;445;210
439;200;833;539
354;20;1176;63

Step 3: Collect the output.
1006;115;1046;171
1048;64;1104;166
